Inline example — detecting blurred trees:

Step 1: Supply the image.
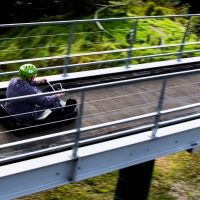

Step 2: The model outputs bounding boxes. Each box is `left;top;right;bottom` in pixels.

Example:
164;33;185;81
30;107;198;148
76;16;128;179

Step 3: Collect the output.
178;0;200;13
144;1;173;16
190;17;200;40
0;0;199;25
143;0;173;8
0;0;58;23
0;0;97;24
145;2;156;16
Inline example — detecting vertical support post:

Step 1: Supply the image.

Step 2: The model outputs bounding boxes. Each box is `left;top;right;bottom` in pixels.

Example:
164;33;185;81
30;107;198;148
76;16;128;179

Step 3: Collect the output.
151;77;167;138
126;19;138;69
63;22;75;77
114;160;155;200
69;90;85;182
72;89;85;159
177;17;191;62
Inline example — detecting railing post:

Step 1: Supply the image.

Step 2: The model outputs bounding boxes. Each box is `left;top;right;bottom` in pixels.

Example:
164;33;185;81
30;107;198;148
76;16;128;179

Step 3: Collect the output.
72;89;85;159
177;17;191;62
126;19;138;69
63;22;75;77
151;77;167;138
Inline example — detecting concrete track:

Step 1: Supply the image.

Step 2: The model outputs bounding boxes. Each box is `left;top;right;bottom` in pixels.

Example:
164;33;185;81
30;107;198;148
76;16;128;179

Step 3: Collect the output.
1;71;200;156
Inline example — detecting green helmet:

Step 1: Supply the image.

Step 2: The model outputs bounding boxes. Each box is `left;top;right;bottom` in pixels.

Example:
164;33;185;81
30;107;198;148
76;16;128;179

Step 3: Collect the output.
19;64;38;79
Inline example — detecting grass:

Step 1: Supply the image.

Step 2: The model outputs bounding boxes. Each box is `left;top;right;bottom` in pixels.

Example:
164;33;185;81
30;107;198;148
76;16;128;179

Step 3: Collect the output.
149;150;200;199
16;150;200;200
17;171;119;200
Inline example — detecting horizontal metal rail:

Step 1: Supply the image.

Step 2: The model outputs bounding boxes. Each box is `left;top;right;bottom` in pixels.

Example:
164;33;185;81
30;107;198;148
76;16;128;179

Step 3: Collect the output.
1;90;200;153
1;118;200;200
0;66;199;163
0;28;184;44
0;31;106;41
2;84;199;134
2;106;200;164
1;14;200;162
1;90;199;136
1;67;200;104
0;14;199;28
2;77;199;128
0;112;156;150
1;103;200;163
0;14;200;78
1;41;200;76
161;102;200;114
0;142;74;163
1;125;155;163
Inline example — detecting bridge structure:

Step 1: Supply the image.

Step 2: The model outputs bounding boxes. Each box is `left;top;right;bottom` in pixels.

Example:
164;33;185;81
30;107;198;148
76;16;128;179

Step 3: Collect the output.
1;14;200;199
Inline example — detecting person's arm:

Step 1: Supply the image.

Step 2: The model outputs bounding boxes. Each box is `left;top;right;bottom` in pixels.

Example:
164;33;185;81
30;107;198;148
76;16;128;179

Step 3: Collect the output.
35;77;46;84
29;83;65;106
35;77;65;98
57;92;65;98
26;87;59;107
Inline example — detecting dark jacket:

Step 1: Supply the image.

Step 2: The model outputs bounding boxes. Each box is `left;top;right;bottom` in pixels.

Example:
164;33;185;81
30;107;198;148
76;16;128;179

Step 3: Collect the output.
5;78;59;121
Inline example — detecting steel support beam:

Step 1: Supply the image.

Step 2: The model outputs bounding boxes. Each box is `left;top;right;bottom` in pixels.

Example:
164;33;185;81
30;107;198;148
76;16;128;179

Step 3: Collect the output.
0;118;200;200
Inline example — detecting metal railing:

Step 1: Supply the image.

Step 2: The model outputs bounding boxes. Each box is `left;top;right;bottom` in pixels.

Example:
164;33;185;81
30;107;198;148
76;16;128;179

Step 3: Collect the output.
0;14;200;78
1;14;200;162
1;66;200;163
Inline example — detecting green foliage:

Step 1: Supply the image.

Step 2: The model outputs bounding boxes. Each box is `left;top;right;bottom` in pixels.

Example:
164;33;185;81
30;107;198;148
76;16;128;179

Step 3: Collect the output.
0;2;199;82
190;17;200;40
178;3;191;14
128;4;145;15
144;3;174;16
146;0;167;7
152;6;166;15
178;0;198;14
0;14;196;82
145;2;156;16
177;17;188;25
16;150;200;200
17;171;119;200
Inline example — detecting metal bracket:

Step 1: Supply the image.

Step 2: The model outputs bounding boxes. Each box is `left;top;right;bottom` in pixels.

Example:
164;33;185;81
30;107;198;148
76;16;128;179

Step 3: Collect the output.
68;156;80;182
187;143;199;154
126;19;138;68
177;17;191;62
151;77;167;138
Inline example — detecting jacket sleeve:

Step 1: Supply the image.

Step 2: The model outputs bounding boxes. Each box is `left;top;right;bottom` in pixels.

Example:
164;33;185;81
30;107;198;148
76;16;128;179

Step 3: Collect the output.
25;86;59;107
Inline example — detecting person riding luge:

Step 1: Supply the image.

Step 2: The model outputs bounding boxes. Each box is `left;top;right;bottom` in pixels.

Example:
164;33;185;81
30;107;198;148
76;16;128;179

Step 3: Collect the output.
5;64;76;121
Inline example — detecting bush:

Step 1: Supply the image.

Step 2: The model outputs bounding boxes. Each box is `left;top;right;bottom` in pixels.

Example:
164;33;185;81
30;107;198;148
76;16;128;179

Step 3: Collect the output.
80;41;94;50
177;18;188;26
85;33;100;43
136;37;147;44
129;6;145;16
152;6;166;16
165;35;181;43
190;17;200;40
145;2;156;16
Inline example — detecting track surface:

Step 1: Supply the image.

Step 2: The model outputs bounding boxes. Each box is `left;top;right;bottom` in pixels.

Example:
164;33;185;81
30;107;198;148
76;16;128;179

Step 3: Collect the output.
1;63;200;157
